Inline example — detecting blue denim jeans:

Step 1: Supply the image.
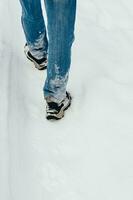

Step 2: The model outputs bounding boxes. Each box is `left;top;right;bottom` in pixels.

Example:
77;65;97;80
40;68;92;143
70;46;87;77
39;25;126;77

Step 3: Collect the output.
19;0;76;102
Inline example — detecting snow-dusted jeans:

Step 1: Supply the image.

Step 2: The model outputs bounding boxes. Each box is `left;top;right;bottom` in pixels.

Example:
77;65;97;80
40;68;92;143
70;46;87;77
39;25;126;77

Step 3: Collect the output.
19;0;76;102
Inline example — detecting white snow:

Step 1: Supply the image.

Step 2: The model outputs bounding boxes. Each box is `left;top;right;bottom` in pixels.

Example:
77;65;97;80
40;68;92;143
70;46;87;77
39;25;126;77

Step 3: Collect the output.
0;0;133;199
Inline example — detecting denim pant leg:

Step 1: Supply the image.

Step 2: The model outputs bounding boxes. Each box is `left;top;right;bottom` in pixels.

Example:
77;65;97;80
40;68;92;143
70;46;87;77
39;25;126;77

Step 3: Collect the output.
19;0;48;59
43;0;77;102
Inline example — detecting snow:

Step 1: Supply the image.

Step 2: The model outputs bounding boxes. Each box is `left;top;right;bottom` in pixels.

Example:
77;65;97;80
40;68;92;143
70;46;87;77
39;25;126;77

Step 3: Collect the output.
0;0;133;199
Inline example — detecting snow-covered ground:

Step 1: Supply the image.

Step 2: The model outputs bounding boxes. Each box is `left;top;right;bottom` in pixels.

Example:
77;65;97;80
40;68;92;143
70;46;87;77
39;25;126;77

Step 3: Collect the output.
1;0;133;199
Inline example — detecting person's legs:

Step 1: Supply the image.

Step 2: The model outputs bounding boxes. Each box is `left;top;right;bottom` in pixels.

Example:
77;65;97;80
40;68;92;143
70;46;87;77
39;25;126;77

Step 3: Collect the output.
44;0;77;102
19;0;48;59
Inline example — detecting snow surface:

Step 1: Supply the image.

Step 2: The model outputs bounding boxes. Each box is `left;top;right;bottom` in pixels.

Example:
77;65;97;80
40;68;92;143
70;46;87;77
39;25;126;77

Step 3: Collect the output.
0;0;133;199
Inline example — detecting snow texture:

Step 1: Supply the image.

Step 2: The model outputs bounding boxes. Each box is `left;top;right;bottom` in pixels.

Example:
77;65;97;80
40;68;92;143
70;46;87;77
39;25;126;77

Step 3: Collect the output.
0;0;133;200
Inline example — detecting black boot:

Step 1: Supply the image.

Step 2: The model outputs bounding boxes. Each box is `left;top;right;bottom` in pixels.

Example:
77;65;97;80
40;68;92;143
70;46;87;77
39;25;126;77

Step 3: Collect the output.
46;92;72;120
24;44;48;70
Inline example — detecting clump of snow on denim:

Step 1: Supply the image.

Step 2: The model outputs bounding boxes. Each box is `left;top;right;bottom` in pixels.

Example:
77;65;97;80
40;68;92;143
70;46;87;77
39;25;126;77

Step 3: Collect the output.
28;33;48;59
45;64;69;103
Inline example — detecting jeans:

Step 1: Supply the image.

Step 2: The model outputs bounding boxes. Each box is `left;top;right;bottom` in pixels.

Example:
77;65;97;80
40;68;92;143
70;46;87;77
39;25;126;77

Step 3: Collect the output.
19;0;77;102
